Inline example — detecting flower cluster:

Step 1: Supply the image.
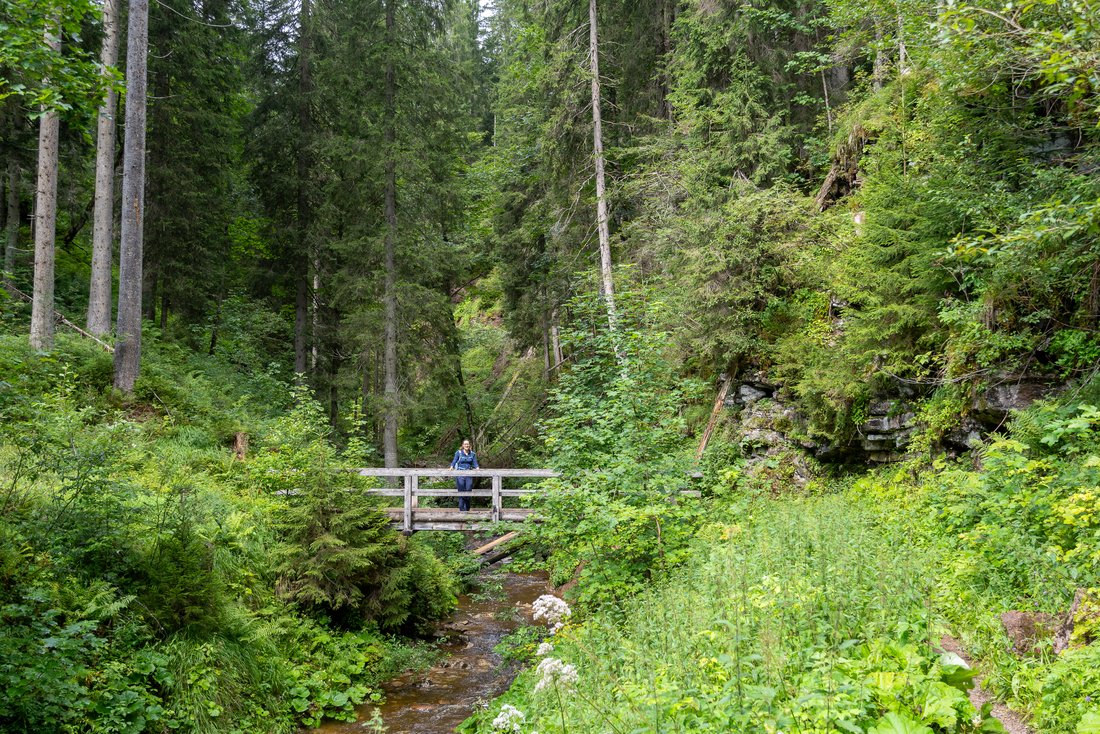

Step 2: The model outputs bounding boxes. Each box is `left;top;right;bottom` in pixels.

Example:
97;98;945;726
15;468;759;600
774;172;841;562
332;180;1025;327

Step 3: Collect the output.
536;641;554;656
491;703;526;732
533;656;578;693
532;594;571;634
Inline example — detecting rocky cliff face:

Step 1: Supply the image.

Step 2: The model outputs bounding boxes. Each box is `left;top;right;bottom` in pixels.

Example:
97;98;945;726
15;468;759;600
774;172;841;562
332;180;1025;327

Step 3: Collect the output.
856;401;916;463
721;374;817;488
719;372;1059;476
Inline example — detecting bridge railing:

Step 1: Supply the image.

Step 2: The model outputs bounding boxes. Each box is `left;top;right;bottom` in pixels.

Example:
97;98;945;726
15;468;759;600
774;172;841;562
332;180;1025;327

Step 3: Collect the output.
355;468;557;532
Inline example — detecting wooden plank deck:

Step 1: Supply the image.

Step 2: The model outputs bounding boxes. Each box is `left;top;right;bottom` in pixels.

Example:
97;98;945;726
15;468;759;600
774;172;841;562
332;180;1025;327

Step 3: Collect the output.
381;507;535;529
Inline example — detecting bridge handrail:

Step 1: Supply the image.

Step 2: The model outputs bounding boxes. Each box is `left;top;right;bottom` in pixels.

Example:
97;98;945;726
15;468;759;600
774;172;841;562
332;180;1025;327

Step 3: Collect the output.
355;467;558;478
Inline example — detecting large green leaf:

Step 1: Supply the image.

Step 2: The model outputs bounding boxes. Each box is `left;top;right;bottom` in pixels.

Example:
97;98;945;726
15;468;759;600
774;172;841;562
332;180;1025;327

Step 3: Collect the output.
869;712;934;734
938;651;977;692
920;681;968;729
1077;710;1100;734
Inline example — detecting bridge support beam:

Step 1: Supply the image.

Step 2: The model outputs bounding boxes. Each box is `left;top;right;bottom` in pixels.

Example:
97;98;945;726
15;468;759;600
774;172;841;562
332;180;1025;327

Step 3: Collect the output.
402;475;413;534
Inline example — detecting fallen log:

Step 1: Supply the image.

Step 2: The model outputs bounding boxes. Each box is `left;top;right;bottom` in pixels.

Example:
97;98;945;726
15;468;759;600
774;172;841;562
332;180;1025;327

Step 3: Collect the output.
473;531;518;556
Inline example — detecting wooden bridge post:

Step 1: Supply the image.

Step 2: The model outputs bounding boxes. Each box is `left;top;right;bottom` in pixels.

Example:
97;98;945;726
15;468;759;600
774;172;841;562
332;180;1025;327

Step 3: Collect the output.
491;474;502;523
402;474;413;534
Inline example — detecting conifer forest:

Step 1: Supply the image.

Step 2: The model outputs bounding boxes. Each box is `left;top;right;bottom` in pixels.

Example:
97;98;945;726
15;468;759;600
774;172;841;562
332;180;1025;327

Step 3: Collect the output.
1;0;1100;731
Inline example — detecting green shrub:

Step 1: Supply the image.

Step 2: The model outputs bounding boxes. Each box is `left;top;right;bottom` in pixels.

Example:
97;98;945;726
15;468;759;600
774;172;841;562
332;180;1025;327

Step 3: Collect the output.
268;389;457;631
0;330;457;733
528;289;706;607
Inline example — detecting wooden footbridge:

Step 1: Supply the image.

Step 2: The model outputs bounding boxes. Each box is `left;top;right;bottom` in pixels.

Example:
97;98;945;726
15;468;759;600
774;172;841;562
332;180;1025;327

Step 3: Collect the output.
356;468;556;532
356;467;703;532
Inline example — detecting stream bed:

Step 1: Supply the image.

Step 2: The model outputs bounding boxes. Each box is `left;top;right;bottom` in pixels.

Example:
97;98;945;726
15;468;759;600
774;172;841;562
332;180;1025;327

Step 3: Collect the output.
314;569;549;734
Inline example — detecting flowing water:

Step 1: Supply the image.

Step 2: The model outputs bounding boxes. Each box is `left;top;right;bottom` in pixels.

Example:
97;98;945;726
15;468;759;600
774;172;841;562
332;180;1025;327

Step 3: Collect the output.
314;569;549;734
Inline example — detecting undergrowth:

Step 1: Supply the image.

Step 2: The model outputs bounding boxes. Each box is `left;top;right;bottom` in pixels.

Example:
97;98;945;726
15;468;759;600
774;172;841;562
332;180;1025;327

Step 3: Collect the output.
0;332;458;733
468;495;1001;733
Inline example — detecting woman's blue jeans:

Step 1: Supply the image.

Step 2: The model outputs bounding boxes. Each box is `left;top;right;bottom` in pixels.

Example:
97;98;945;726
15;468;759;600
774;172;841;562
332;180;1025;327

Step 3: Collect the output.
456;476;473;511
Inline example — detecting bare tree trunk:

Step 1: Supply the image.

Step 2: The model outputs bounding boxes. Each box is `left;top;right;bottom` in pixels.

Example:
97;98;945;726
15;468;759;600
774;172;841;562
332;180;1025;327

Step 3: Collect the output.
381;0;400;469
294;276;308;373
142;266;157;321
657;0;674;119
541;304;551;373
208;288;224;355
327;305;340;428
4;159;18;289
588;0;617;332
872;20;886;90
113;0;149;392
550;308;563;371
87;0;120;336
294;0;312;378
141;65;167;326
311;269;319;371
30;18;62;351
897;12;908;75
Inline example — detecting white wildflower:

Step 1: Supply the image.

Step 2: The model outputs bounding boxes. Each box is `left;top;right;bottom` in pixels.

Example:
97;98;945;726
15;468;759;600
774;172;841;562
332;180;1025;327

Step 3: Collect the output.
532;595;571;628
536;641;554;656
491;704;526;732
533;656;578;693
549;621;564;636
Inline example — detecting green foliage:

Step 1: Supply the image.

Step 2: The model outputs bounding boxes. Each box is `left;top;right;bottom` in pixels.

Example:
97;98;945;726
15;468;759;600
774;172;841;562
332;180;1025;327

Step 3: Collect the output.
666;0;826;186
0;333;455;733
466;495;1002;734
849;391;1100;734
0;0;107;117
254;387;458;631
528;289;705;606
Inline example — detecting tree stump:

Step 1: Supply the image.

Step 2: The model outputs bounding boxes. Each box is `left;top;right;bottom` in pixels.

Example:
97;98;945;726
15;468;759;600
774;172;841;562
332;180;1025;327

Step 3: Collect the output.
233;431;249;460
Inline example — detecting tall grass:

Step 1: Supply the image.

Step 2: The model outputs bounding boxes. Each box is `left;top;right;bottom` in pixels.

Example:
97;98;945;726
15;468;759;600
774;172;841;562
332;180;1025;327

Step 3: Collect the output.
474;496;992;733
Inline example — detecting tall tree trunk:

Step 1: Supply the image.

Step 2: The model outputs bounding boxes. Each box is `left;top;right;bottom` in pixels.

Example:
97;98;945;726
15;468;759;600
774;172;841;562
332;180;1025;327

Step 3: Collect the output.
542;314;551;374
30;17;62;351
87;0;121;336
657;0;674;119
872;20;886;91
142;65;167;325
143;267;157;321
381;0;400;468
449;312;478;441
896;12;908;75
3;159;18;289
588;0;617;333
311;268;319;371
294;276;308;374
550;308;563;371
326;302;341;428
114;0;150;392
208;288;224;355
294;0;312;377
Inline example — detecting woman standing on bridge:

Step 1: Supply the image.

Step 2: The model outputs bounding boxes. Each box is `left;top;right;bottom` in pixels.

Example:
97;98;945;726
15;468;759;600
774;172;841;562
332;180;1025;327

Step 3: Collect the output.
450;439;479;511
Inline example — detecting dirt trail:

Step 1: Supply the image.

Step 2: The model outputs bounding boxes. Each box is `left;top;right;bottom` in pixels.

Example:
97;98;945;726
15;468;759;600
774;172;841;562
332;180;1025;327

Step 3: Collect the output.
940;636;1033;734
